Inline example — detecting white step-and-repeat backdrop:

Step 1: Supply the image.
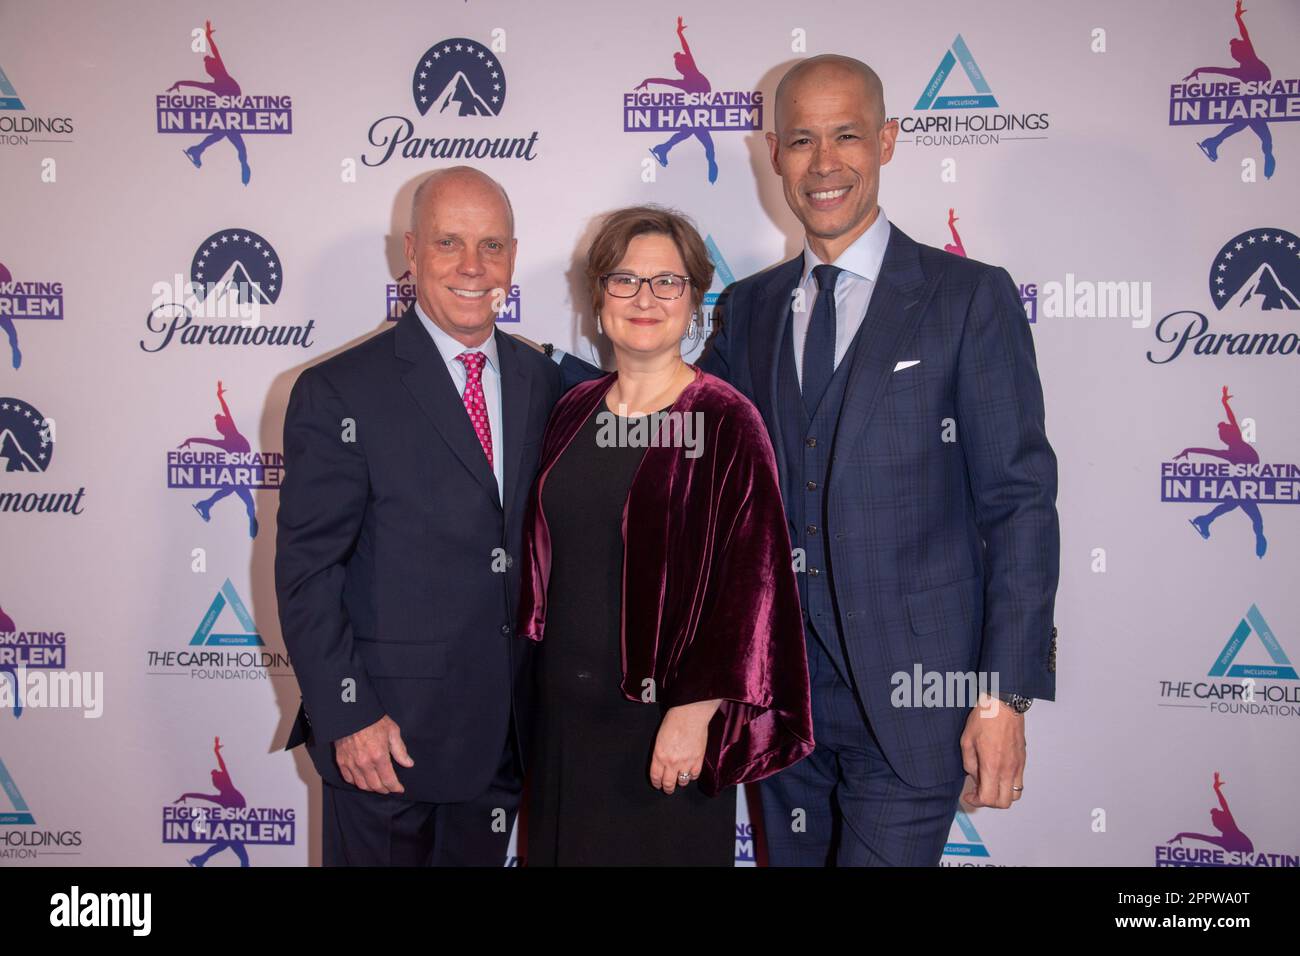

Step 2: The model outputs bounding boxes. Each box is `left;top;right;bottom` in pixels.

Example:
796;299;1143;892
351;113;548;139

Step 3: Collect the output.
2;0;1297;866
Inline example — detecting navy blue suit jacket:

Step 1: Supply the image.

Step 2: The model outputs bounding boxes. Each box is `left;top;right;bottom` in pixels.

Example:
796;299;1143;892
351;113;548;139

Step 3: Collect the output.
277;307;561;803
563;224;1059;789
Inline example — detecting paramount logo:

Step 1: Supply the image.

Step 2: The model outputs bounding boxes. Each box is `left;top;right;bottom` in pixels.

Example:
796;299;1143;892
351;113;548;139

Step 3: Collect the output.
1230;262;1299;310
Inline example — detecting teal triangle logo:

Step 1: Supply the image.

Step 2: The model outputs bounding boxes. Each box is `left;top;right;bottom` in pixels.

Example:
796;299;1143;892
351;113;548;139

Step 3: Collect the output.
703;234;735;307
189;578;263;646
943;809;990;857
0;63;26;111
0;758;35;825
915;35;998;110
1209;605;1296;680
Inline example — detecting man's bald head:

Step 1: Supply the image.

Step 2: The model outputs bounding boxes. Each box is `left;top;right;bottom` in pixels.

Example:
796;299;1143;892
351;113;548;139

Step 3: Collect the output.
410;165;515;238
403;164;517;347
765;54;898;264
773;55;886;135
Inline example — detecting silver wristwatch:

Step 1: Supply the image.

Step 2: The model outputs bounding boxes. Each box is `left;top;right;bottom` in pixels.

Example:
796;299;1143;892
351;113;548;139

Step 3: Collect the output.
997;692;1033;714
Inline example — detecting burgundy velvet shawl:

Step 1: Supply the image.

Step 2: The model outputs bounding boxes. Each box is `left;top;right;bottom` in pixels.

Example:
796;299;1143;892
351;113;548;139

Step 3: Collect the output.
517;367;814;796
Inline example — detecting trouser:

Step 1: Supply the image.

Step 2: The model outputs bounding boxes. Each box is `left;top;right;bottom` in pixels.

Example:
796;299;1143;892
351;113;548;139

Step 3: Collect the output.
322;728;522;867
759;620;964;866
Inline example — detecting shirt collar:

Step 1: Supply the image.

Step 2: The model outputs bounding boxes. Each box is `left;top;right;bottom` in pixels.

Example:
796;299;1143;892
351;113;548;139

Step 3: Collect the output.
800;206;891;287
413;300;500;374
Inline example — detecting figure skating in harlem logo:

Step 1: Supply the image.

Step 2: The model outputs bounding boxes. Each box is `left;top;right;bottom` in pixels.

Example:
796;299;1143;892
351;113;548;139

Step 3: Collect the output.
0;260;66;371
1169;773;1252;853
158;19;294;185
1150;771;1300;867
0;598;69;719
0;397;52;472
1173;0;1297;180
169;380;284;538
624;16;763;184
166;736;295;866
1165;386;1300;559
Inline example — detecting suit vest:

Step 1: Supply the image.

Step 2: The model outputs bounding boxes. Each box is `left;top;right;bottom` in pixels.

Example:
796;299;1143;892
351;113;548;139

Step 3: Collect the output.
778;303;868;683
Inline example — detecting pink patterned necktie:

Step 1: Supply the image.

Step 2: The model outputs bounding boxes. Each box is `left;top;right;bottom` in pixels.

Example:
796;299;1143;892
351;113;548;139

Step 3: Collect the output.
456;350;493;470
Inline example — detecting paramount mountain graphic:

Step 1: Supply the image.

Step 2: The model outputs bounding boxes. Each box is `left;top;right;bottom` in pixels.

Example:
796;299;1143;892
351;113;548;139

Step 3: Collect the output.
201;260;273;306
433;71;494;116
0;428;41;472
1231;262;1300;310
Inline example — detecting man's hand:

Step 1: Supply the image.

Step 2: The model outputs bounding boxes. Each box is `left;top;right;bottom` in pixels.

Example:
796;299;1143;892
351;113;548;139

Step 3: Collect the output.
959;694;1026;809
650;699;720;794
333;714;414;794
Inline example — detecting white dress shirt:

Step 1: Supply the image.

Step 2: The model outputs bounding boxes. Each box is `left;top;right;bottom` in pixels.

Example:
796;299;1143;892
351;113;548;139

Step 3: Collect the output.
791;206;892;387
413;302;503;503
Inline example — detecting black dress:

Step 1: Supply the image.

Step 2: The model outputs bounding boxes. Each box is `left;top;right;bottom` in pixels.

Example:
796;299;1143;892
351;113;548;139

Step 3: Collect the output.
525;399;737;866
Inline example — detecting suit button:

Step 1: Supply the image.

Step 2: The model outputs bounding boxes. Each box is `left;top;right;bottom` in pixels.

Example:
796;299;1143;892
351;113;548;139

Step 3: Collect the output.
806;480;818;491
807;525;818;535
808;567;820;576
500;624;512;635
806;437;817;447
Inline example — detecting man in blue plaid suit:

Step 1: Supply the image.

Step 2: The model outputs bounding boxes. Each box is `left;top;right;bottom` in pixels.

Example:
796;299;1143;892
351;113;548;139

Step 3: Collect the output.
552;54;1058;866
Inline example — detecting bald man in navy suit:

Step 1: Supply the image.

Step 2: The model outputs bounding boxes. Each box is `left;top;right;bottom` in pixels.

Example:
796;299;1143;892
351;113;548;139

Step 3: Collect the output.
277;167;561;865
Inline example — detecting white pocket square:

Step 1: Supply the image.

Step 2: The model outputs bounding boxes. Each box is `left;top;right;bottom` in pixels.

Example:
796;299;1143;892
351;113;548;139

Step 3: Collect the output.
893;360;920;372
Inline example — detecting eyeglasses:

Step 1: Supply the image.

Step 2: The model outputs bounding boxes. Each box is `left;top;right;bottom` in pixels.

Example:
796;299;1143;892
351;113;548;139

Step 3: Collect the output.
600;272;691;300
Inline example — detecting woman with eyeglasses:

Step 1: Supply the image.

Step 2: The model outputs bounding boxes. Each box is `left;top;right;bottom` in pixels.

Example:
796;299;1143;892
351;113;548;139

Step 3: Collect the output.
517;205;813;865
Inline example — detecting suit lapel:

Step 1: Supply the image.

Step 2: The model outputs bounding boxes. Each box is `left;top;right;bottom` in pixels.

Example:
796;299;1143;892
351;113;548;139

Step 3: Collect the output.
495;327;531;521
749;257;803;481
394;308;501;509
829;226;936;487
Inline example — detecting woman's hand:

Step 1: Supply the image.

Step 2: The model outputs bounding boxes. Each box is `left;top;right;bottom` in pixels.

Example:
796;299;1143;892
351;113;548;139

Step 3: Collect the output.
650;699;721;794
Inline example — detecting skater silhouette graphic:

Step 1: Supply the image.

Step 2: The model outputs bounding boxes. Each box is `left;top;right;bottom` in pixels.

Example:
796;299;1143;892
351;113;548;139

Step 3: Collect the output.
1167;772;1254;854
174;736;251;867
1181;0;1277;179
0;603;20;718
0;262;21;369
1174;385;1266;558
943;208;967;257
166;20;252;185
636;17;719;184
177;380;259;538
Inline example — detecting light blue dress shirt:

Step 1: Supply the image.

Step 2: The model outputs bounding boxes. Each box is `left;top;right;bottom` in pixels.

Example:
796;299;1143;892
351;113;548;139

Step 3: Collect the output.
413;302;503;503
791;207;891;387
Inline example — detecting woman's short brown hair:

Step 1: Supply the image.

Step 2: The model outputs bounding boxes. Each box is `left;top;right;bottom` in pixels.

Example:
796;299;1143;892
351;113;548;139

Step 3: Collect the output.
586;205;714;315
